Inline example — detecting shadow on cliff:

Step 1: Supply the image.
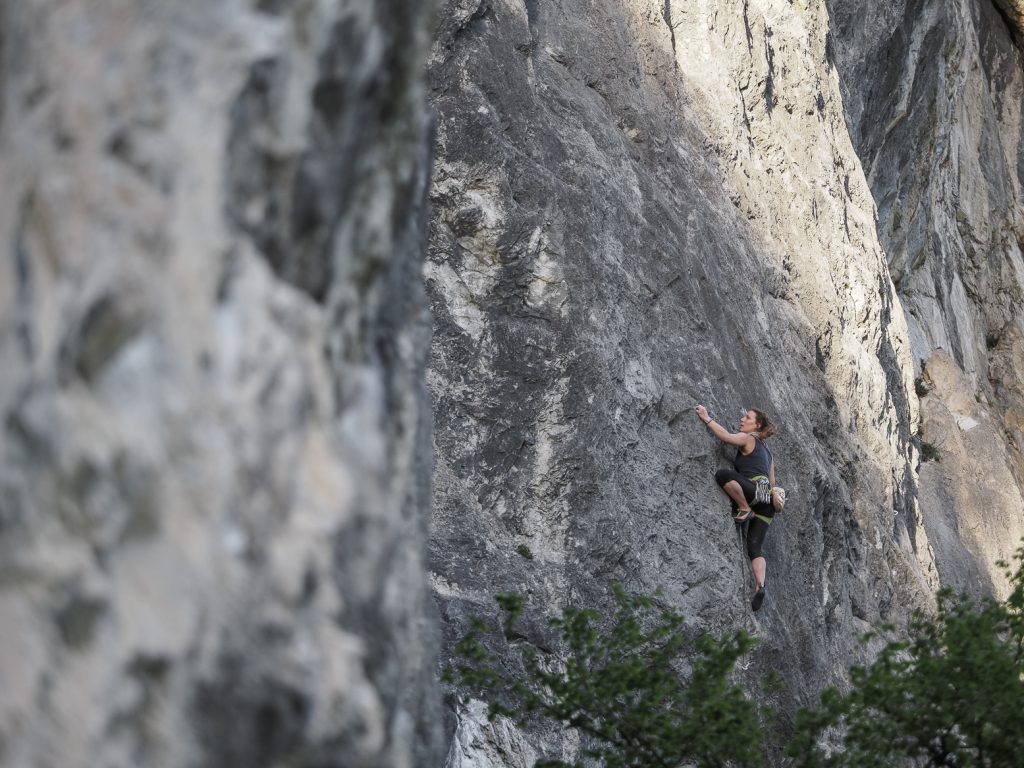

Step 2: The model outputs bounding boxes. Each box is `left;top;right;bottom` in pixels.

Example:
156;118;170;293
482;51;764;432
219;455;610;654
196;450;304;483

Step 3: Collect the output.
426;0;928;762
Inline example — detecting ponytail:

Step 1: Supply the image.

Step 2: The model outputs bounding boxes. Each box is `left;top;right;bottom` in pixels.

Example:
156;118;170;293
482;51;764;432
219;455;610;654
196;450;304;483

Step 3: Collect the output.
751;408;777;439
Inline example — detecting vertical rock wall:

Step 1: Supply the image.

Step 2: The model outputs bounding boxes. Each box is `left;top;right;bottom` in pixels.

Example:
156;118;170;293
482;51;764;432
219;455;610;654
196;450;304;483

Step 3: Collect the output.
0;2;439;766
426;0;955;763
827;0;1024;597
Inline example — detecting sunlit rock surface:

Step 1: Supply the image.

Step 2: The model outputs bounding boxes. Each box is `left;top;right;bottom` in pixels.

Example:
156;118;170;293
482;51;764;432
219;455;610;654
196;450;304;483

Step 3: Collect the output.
426;0;1022;764
828;0;1024;600
0;2;439;766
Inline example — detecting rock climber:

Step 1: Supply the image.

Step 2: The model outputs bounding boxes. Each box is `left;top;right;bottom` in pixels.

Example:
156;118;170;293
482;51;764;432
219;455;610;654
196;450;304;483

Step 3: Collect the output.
695;404;778;612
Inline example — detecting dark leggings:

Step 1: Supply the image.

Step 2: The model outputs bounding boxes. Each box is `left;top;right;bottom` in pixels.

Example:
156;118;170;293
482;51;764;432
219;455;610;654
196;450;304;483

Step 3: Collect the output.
714;469;773;560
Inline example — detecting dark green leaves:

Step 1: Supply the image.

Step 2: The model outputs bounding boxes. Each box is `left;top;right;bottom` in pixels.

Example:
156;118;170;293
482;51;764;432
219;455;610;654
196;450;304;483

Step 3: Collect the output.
451;546;1024;767
789;546;1024;768
449;584;765;768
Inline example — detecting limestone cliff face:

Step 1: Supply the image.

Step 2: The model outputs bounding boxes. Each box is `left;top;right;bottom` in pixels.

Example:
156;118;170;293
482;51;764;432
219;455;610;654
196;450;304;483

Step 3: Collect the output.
828;0;1024;598
427;0;1022;764
0;2;439;766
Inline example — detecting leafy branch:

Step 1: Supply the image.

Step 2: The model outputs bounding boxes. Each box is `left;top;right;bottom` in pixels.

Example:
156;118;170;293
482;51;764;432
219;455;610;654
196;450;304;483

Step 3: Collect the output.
447;584;766;768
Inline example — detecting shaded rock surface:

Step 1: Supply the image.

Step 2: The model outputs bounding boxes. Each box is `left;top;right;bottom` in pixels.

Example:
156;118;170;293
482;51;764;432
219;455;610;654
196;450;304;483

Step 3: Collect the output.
426;0;1023;764
0;1;439;766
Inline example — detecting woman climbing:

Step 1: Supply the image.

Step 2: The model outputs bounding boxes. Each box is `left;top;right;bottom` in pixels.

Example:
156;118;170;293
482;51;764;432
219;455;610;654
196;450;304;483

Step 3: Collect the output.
694;404;778;612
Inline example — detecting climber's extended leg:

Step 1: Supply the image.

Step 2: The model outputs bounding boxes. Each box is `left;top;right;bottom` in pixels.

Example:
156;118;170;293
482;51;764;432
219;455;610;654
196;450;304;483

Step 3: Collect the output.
747;518;770;611
751;557;766;590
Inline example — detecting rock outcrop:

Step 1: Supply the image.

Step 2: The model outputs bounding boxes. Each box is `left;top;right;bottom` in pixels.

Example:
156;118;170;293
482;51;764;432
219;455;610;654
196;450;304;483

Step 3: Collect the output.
426;0;1023;764
828;0;1024;598
0;2;439;766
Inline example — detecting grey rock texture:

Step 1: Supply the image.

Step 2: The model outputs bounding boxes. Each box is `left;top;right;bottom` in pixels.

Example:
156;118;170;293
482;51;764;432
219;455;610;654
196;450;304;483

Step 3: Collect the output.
0;2;439;767
828;0;1024;597
426;0;1022;764
992;0;1024;36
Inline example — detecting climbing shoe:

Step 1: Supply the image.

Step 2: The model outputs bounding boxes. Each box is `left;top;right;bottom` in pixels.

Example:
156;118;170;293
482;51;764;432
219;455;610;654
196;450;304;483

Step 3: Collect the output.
751;585;766;612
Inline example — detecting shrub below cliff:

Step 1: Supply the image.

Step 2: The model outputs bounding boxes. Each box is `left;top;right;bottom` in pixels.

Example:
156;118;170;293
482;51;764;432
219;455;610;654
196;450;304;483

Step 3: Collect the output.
449;547;1024;767
447;585;768;768
789;546;1024;767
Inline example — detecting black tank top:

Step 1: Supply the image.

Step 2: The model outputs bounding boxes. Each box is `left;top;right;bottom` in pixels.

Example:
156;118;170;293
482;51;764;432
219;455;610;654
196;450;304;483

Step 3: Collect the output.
733;436;772;479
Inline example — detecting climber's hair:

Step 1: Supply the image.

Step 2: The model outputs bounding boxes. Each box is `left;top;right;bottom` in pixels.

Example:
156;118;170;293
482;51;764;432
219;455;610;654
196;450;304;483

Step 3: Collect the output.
751;408;777;439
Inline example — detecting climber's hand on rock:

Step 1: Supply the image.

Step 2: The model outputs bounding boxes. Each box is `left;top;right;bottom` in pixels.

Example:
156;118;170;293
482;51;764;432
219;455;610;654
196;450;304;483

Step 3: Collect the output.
695;405;708;422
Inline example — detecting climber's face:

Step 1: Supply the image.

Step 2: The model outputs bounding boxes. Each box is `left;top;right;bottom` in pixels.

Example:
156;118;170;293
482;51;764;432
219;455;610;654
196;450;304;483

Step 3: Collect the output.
739;410;758;433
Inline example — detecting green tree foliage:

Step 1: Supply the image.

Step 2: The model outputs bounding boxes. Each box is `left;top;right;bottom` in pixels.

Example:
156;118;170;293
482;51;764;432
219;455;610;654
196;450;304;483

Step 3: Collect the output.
447;585;767;768
789;546;1024;767
449;549;1024;767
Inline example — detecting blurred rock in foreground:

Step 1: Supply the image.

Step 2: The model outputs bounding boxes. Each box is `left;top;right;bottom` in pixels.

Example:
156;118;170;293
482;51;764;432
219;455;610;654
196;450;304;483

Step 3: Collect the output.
0;2;439;766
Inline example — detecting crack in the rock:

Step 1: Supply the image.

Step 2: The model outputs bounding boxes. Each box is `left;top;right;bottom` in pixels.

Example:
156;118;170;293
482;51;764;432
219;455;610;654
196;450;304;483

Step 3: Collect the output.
743;0;754;51
662;0;679;68
524;0;538;39
14;192;34;361
763;26;777;114
453;0;494;42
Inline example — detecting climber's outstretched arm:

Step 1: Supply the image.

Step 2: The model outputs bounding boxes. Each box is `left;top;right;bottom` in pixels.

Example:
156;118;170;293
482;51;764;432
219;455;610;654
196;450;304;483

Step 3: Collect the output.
694;405;754;449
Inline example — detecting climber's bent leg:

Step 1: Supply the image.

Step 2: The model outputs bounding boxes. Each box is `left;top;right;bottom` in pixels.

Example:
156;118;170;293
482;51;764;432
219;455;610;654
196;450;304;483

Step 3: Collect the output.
714;470;754;512
723;481;749;510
